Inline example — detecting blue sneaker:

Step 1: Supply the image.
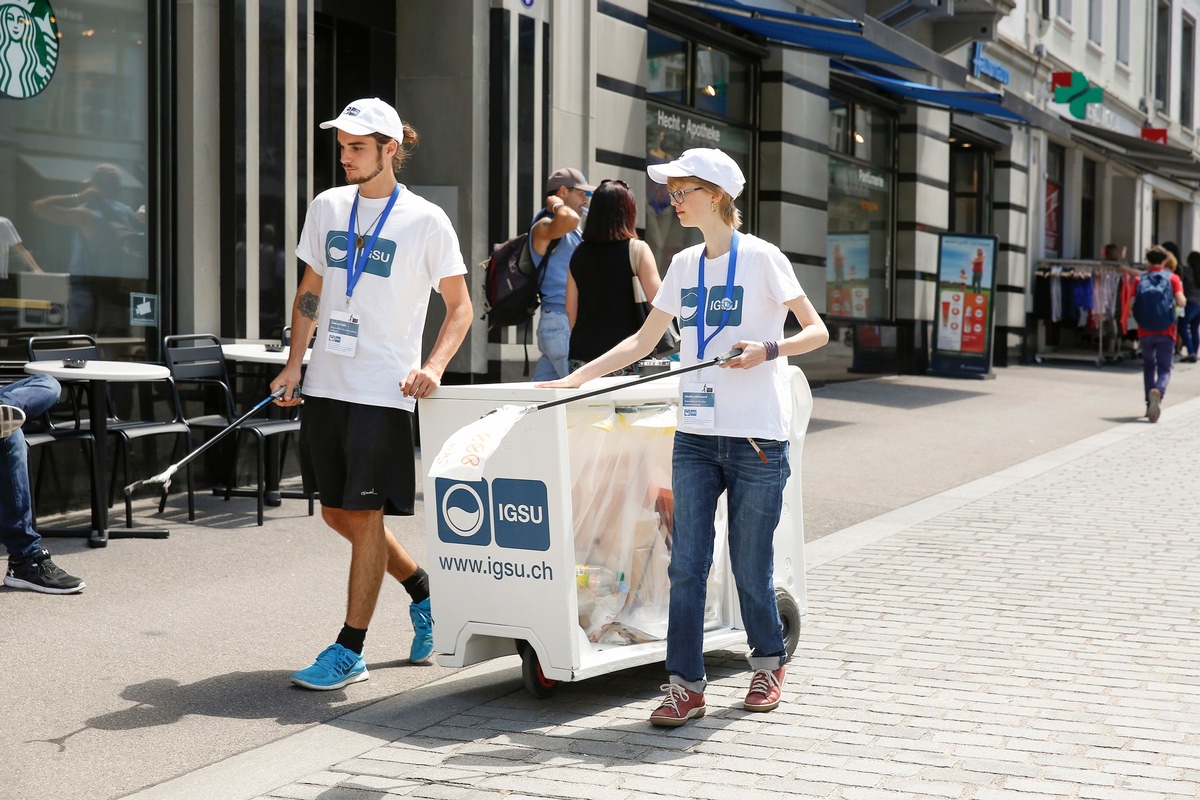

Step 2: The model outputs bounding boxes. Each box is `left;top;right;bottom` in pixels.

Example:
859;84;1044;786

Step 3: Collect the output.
290;644;368;690
409;598;434;662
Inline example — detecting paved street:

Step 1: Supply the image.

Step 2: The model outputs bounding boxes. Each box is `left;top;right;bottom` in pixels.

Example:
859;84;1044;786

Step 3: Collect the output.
135;359;1200;800
7;358;1200;800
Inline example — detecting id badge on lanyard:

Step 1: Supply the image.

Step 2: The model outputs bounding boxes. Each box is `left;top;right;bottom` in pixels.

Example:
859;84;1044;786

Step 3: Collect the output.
683;232;740;423
329;186;399;358
681;381;715;429
325;309;360;357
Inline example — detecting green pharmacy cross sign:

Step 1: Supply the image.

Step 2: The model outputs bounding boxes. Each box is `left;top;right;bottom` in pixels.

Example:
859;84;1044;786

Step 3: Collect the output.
1;0;59;99
1052;71;1103;120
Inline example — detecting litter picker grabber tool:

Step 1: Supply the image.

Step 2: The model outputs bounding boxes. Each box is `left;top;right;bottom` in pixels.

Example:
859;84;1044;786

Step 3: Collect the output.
429;349;742;481
124;386;288;498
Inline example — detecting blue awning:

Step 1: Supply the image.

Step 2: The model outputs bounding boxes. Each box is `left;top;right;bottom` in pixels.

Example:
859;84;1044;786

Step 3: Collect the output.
687;0;920;69
832;61;1029;124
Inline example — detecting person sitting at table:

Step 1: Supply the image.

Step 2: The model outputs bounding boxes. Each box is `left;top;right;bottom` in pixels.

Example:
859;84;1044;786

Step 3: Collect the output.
1;376;86;594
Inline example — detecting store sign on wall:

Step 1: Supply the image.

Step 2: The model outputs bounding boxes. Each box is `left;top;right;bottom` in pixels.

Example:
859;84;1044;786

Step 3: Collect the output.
1051;71;1103;120
970;42;1010;85
1;0;60;99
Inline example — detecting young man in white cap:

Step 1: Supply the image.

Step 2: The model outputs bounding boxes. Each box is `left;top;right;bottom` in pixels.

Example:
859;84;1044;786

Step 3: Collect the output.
272;98;473;690
529;167;594;380
540;147;829;725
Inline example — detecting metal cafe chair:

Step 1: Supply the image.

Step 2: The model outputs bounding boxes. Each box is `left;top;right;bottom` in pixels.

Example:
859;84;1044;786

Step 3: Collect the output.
26;335;195;526
162;334;301;526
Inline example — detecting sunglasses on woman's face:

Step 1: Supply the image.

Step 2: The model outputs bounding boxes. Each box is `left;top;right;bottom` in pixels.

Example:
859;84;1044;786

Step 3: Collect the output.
599;179;630;188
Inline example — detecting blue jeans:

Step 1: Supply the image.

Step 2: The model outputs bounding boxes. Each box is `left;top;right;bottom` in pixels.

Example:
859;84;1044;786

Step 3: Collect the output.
667;432;791;687
533;309;571;382
1141;334;1174;401
1182;302;1200;355
0;375;63;561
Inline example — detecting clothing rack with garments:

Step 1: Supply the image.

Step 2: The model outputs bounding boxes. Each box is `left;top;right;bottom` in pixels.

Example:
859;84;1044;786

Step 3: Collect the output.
1032;259;1142;366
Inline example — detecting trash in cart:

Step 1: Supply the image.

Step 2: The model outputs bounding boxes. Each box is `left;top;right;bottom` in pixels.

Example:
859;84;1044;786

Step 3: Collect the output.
420;367;811;697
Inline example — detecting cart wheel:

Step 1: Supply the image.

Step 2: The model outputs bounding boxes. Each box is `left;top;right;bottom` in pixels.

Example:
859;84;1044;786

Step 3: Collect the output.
521;644;558;698
776;589;801;657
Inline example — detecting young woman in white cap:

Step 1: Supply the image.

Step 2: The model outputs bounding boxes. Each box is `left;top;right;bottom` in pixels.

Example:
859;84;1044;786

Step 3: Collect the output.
540;147;829;726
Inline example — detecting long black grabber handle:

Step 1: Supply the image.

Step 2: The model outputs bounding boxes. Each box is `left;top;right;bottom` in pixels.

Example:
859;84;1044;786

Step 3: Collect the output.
124;386;287;497
533;348;742;413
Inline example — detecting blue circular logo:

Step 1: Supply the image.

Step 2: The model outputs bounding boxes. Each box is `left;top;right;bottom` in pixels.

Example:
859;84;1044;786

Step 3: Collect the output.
441;484;484;538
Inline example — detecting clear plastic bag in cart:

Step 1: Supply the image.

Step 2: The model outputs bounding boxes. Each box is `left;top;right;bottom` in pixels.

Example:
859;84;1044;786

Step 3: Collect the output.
567;405;727;645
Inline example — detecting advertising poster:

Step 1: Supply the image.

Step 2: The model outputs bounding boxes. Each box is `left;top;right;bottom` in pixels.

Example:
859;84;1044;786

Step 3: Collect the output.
931;234;998;378
826;233;870;319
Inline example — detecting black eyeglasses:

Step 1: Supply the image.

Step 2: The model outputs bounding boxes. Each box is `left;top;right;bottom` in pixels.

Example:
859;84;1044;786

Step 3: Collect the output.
667;187;707;204
599;179;630;189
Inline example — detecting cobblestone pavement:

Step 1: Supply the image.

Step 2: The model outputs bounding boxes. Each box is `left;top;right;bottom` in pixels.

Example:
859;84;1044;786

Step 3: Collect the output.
223;397;1200;800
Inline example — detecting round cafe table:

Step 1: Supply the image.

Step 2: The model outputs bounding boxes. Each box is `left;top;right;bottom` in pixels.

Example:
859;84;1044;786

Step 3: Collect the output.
24;360;172;548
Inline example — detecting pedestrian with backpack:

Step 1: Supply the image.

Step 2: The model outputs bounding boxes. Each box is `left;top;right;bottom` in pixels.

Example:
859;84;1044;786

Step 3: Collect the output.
530;168;594;381
1133;246;1186;422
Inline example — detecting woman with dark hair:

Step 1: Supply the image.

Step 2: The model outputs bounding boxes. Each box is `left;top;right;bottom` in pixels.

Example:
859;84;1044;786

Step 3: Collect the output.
565;179;661;374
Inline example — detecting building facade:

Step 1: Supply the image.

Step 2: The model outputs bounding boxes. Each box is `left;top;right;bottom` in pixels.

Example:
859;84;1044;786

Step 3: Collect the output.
2;0;1199;382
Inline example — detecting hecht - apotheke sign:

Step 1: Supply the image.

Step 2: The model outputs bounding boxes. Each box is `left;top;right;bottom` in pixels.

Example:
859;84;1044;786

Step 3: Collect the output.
0;0;59;99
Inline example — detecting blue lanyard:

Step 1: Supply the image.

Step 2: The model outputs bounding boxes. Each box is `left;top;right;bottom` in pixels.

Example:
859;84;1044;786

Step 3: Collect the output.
696;231;740;360
345;185;400;299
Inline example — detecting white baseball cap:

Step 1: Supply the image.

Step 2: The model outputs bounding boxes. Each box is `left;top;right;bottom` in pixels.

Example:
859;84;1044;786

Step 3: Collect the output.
320;98;404;140
647;148;745;199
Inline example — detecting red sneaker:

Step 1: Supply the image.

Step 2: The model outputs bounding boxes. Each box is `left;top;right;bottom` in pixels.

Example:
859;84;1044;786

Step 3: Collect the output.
744;665;786;712
649;683;706;727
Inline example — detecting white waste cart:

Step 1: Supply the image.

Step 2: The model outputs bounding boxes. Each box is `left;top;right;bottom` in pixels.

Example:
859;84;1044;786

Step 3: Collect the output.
419;366;812;697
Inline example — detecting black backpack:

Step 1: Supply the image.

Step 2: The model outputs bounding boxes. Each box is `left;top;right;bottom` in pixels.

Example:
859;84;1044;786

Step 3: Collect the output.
482;211;559;330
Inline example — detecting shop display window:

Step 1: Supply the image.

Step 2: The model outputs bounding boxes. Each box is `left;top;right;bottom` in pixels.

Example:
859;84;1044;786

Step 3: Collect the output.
0;0;154;359
825;98;894;321
644;26;754;275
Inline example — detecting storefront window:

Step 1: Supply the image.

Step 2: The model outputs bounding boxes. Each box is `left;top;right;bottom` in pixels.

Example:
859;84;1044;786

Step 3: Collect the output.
1045;142;1064;258
0;0;153;358
826;99;894;320
693;46;751;121
949;141;993;235
647;29;686;105
644;27;754;273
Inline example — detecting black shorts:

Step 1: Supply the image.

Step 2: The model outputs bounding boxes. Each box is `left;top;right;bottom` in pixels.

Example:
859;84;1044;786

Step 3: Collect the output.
299;396;416;516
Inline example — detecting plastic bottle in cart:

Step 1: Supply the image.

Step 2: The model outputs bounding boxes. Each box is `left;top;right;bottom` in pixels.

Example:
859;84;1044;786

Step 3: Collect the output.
576;566;629;596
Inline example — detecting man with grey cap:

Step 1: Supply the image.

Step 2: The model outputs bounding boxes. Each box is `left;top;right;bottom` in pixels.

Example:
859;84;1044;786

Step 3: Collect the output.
271;97;473;690
529;167;594;380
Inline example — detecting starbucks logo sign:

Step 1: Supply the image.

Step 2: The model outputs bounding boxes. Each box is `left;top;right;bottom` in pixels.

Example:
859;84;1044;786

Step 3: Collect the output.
1;0;58;99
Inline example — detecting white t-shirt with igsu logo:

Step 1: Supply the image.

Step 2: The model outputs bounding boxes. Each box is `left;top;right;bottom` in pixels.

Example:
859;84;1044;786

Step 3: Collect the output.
652;232;803;441
296;184;466;411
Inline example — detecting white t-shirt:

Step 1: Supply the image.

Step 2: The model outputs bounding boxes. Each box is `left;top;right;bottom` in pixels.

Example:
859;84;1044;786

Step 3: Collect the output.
652;232;804;440
296;184;466;411
0;217;21;280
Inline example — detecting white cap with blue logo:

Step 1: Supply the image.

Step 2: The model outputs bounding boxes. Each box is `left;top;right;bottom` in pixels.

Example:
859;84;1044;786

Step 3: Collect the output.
320;98;405;141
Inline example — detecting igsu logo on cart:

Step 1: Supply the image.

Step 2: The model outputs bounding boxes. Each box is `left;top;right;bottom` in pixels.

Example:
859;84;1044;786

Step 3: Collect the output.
435;477;550;551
